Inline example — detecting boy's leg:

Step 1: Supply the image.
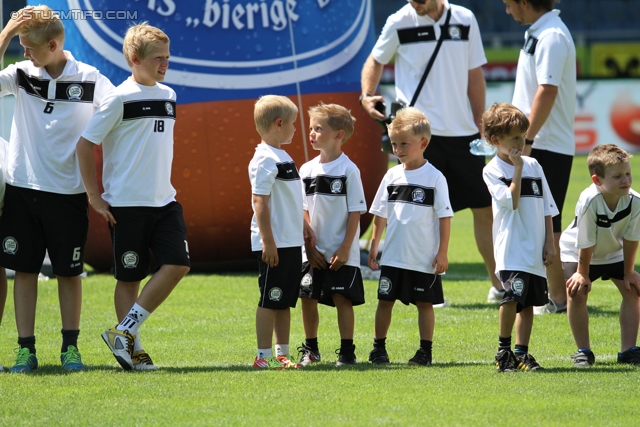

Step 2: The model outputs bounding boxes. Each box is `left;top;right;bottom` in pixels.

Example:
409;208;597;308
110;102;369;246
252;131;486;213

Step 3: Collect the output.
256;306;277;350
374;299;394;339
416;301;434;341
611;278;640;352
58;275;82;331
301;297;319;340
567;288;590;350
136;264;190;313
273;307;291;350
515;306;534;348
333;293;354;340
115;280;141;321
0;267;6;326
14;272;39;338
498;301;517;339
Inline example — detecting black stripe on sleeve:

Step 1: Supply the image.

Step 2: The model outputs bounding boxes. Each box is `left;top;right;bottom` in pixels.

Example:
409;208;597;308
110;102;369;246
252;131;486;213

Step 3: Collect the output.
17;68;49;99
276;162;300;181
122;100;177;121
303;175;347;196
387;184;434;206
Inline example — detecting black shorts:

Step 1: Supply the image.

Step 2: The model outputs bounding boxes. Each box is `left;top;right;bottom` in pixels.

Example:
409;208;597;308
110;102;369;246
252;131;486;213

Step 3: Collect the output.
110;202;190;282
530;148;573;232
255;246;301;310
377;266;444;306
562;261;624;283
423;133;491;212
498;270;548;312
0;184;88;276
299;261;365;307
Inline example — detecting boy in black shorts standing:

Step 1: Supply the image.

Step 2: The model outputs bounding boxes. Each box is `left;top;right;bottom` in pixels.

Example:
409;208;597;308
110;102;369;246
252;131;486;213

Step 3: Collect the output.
560;144;640;367
0;6;113;372
297;103;367;366
249;95;304;369
77;23;190;371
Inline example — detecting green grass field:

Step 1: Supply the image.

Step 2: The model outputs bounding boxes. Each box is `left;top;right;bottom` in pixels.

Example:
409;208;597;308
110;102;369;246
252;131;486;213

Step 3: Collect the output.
1;155;639;426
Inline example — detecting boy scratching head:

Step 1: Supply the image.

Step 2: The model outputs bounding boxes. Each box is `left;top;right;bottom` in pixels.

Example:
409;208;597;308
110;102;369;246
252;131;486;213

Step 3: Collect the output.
16;5;66;72
387;107;431;170
123;23;170;86
254;95;298;148
588;144;632;198
482;102;530;164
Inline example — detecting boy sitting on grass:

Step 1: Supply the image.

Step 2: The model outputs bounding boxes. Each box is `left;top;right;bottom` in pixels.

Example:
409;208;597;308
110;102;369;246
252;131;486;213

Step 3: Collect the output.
560;144;640;367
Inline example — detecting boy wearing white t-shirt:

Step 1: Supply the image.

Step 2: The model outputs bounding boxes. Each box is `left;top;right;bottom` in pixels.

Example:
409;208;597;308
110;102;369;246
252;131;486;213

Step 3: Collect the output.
297;103;367;367
560;144;640;367
0;6;114;373
482;103;557;372
249;95;305;369
77;24;190;371
367;107;452;366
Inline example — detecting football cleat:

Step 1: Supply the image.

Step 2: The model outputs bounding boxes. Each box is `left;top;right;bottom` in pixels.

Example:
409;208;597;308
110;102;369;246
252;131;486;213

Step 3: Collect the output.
408;348;432;366
368;347;390;364
101;327;134;370
9;347;38;373
61;345;87;372
515;353;543;371
495;348;517;372
297;343;321;366
132;350;159;371
253;356;285;369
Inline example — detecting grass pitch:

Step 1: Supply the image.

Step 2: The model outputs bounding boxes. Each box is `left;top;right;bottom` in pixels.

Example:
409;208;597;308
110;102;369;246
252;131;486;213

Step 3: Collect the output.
1;155;639;426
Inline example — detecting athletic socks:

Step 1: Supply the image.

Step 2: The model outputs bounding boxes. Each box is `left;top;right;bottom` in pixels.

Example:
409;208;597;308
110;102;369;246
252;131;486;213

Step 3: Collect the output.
61;329;80;352
514;344;529;355
374;337;386;349
340;339;354;352
18;336;36;354
498;336;511;351
258;348;273;359
420;340;432;352
306;337;319;352
275;344;289;357
116;303;150;335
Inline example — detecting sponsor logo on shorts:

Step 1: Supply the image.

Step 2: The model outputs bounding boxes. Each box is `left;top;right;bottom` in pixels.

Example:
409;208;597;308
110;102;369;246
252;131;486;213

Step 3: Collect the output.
379;276;392;295
414;287;424;292
512;278;525;296
70;262;82;268
412;188;425;203
122;251;139;268
301;273;312;291
66;84;83;100
269;287;283;301
532;181;540;196
330;179;343;194
3;237;18;255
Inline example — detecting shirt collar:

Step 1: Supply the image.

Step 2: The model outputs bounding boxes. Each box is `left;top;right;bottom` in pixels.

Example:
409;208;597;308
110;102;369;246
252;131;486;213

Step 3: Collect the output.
526;9;560;37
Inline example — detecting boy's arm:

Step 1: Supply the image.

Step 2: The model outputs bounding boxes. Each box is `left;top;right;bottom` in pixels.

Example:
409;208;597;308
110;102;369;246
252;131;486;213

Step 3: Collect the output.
303;210;326;270
77;137;116;226
543;215;556;266
432;217;450;275
330;211;360;271
509;151;524;209
367;215;386;270
253;194;278;267
566;245;593;297
622;238;640;296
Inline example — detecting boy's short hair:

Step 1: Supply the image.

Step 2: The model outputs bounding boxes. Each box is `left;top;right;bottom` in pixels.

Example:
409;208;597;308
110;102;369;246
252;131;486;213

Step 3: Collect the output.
587;144;632;178
386;107;431;140
308;102;356;143
123;22;170;68
254;95;298;135
511;0;557;12
482;102;530;145
19;5;65;46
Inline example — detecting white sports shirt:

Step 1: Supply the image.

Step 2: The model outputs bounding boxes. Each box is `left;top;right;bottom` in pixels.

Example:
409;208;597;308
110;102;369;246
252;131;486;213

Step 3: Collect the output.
512;9;576;156
249;144;304;252
370;161;453;274
82;78;177;207
300;153;367;267
560;184;640;265
0;52;113;194
483;156;558;277
372;0;486;137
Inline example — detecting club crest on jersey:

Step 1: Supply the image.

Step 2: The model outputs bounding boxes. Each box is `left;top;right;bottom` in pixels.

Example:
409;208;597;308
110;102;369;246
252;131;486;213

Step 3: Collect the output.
165;102;174;116
512;278;524;296
412;188;425;203
330;179;343;194
301;273;312;291
2;237;18;255
532;181;540;196
269;287;283;301
66;84;83;100
448;25;461;39
379;276;392;295
122;251;139;268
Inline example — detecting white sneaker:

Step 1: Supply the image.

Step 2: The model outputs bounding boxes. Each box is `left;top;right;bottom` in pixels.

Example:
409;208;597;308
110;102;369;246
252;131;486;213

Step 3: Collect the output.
487;287;505;303
433;300;449;308
534;298;567;315
101;327;135;370
132;350;159;371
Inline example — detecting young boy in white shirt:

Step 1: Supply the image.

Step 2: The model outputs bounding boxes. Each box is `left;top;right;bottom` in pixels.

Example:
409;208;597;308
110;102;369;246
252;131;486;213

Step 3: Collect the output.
560;144;640;367
482;102;557;372
77;23;190;371
367;107;452;366
297;103;367;366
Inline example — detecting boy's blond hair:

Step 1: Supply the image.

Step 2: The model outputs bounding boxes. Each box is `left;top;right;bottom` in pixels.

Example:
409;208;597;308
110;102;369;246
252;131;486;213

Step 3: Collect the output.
482;102;530;145
123;22;170;68
308;102;356;143
19;5;65;46
588;144;632;178
387;107;431;140
254;95;298;135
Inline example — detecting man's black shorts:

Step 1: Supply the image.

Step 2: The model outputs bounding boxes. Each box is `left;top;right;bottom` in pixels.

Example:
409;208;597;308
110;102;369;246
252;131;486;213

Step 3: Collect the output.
530;148;573;232
299;261;365;307
0;184;88;276
423;133;491;212
377;266;444;306
255;246;301;310
110;201;190;282
498;270;548;312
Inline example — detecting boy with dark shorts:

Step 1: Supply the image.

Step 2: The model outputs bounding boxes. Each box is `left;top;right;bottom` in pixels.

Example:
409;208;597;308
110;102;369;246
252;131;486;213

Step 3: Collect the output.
77;23;190;371
560;144;640;367
297;103;367;366
481;103;557;372
0;6;114;372
249;95;305;369
367;107;452;366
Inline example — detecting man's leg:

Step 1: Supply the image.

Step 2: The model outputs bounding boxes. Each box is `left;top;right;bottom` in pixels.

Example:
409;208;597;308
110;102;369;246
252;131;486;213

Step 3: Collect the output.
546;233;568;307
471;206;503;291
